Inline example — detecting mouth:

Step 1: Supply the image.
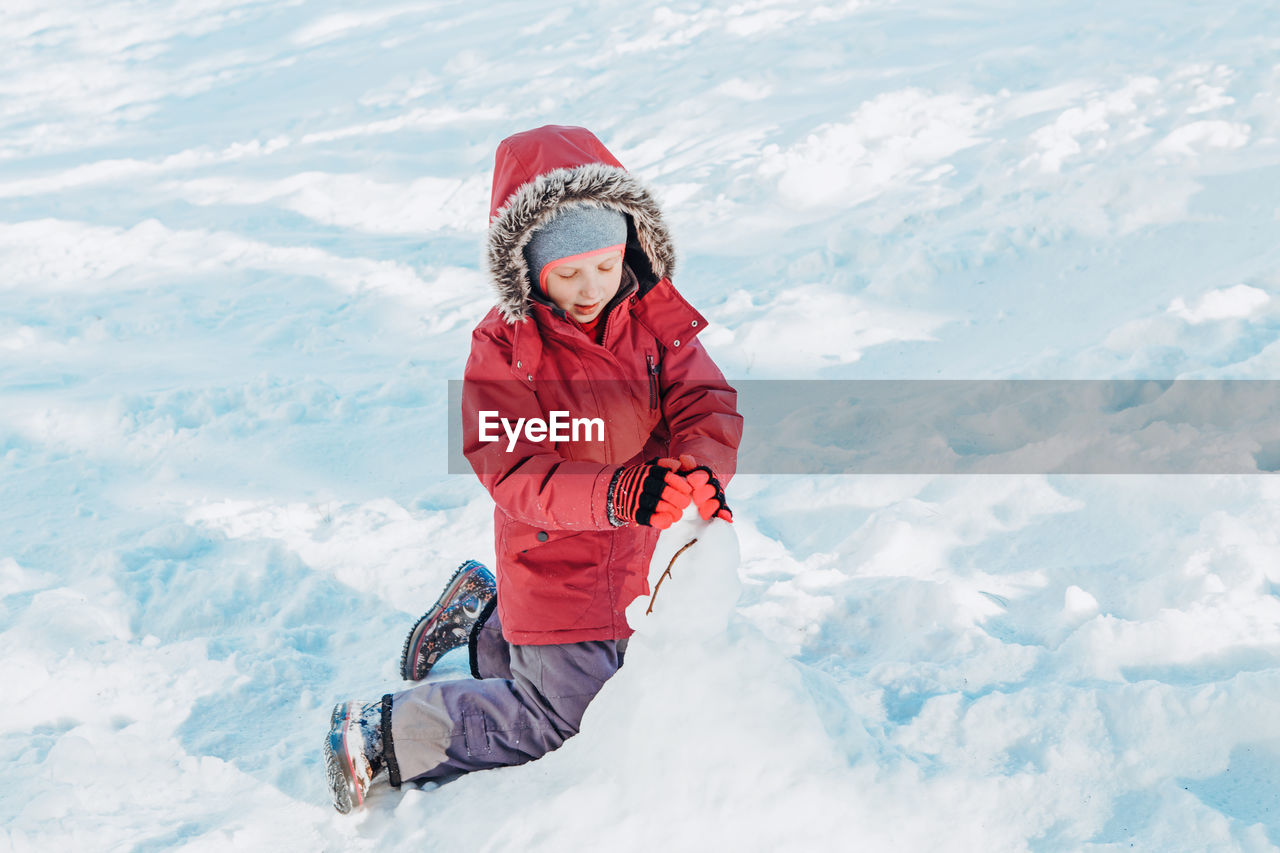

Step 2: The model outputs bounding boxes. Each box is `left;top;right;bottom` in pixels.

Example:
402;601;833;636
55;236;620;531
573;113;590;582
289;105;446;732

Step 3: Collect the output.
574;302;600;314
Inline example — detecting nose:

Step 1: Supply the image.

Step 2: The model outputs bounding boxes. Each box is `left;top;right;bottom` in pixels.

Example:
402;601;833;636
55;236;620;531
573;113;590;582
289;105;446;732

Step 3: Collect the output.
581;270;606;300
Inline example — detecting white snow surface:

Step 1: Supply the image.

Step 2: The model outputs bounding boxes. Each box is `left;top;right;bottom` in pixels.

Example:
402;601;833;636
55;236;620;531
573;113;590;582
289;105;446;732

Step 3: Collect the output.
4;1;1280;851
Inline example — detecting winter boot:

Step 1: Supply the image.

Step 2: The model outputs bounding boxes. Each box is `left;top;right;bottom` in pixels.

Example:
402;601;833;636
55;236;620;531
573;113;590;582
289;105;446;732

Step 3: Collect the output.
399;559;496;681
324;699;387;814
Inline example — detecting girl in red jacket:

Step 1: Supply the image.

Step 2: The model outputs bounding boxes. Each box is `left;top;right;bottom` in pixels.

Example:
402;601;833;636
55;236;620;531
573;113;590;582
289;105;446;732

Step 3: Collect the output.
324;125;742;813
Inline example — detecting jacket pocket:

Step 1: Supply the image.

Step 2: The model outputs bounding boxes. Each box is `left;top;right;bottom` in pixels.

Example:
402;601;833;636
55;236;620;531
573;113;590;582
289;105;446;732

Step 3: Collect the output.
646;354;660;410
499;517;610;633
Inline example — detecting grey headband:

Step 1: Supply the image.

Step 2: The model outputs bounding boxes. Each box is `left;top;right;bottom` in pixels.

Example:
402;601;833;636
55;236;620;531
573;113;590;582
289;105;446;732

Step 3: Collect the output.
523;205;628;295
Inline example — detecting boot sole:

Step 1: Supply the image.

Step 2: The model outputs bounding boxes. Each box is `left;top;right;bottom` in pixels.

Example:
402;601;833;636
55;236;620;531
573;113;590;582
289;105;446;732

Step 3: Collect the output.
324;702;360;814
399;560;493;681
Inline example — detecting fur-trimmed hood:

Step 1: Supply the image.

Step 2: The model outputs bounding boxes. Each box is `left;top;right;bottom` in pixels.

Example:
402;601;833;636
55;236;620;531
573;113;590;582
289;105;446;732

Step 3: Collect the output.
485;125;676;324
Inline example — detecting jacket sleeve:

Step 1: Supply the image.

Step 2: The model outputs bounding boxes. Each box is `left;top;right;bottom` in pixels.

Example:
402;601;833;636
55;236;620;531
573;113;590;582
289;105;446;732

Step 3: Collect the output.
659;336;743;486
462;323;618;530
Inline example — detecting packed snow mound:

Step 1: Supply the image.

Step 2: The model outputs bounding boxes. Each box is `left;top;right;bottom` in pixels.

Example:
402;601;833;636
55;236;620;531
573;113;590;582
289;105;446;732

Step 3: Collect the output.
410;515;868;851
629;512;743;641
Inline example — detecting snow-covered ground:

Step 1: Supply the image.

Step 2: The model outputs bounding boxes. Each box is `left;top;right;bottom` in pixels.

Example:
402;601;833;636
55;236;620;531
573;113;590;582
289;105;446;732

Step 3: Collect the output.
4;1;1280;850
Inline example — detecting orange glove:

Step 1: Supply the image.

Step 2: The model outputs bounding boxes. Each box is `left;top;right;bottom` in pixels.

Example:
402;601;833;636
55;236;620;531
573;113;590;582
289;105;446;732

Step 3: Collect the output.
607;458;694;529
669;454;733;522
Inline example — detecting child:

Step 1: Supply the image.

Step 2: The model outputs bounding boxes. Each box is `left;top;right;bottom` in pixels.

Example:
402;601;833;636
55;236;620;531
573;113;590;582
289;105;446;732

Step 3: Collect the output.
324;125;742;813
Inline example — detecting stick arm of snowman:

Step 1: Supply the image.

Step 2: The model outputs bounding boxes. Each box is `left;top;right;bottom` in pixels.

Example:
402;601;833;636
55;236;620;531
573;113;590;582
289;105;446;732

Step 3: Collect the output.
645;538;698;615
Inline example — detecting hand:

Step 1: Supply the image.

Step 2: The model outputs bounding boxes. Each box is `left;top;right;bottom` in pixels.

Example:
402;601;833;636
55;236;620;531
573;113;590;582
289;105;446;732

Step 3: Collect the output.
608;459;693;529
667;454;733;522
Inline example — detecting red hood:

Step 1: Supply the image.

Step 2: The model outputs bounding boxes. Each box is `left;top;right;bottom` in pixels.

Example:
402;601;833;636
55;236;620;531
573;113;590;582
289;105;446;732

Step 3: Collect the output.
489;125;626;221
484;125;676;324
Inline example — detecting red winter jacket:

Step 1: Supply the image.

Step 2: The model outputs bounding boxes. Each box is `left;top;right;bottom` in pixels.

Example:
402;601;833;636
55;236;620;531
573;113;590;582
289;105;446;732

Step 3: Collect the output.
463;125;742;645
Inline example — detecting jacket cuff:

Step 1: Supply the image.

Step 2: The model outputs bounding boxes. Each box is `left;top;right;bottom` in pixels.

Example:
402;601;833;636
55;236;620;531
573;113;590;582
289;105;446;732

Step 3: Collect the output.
605;466;627;527
593;465;624;528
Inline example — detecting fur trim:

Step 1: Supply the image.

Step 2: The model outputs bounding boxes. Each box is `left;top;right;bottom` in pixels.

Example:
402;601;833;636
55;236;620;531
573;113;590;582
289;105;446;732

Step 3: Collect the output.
486;164;676;324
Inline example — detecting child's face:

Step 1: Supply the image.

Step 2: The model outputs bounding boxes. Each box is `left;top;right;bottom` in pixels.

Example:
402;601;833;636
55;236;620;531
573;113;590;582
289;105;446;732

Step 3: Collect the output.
543;249;623;324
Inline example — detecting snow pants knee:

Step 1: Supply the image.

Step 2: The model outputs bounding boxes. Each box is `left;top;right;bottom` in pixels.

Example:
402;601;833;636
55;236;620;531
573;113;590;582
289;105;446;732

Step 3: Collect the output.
384;607;627;784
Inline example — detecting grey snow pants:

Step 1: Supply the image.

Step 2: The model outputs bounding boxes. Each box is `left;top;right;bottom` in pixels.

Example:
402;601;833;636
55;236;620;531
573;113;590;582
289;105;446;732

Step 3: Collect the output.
384;604;627;784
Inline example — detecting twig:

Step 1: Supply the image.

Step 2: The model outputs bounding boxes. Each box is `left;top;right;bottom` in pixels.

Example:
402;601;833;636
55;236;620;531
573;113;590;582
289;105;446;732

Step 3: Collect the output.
645;538;698;615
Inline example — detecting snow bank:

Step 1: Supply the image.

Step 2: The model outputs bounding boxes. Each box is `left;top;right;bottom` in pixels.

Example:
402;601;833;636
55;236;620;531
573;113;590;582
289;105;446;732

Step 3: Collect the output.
6;0;1280;850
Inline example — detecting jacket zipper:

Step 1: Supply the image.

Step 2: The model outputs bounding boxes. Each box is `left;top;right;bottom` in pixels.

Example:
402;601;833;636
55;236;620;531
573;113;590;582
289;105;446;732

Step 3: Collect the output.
646;354;659;410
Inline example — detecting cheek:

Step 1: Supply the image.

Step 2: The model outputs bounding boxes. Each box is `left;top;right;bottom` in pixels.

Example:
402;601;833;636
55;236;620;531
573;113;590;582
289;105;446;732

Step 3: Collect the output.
545;278;576;308
604;268;623;297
